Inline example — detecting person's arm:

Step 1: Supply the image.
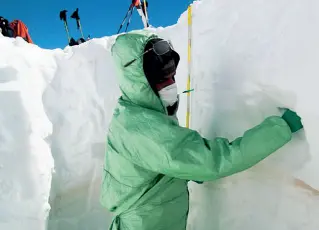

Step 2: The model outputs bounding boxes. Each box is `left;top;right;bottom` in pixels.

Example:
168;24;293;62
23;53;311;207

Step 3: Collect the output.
109;114;292;181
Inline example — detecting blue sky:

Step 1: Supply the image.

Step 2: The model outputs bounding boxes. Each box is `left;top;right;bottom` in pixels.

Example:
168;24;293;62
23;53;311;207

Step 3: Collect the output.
2;0;190;49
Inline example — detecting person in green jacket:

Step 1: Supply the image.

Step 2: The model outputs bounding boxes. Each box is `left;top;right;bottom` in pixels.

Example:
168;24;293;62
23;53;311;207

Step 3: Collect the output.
100;30;303;230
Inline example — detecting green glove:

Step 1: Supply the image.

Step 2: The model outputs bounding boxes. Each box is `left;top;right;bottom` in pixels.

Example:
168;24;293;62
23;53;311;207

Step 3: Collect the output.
281;109;303;133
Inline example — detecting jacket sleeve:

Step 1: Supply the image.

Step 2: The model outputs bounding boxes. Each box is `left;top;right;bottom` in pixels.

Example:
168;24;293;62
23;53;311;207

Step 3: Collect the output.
111;115;292;182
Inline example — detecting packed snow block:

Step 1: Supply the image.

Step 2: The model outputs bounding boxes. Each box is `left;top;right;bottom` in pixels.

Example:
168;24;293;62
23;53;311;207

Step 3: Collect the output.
0;35;55;230
43;39;118;230
0;36;118;229
0;92;38;229
0;66;18;83
178;0;319;230
0;69;53;229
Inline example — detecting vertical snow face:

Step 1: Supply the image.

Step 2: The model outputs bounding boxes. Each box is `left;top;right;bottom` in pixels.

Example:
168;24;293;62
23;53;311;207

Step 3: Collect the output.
0;37;55;230
169;0;319;229
0;36;118;230
1;0;319;229
43;39;118;230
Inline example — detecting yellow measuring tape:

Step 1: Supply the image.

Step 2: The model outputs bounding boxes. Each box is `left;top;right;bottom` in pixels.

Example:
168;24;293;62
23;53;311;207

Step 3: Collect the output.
186;5;192;128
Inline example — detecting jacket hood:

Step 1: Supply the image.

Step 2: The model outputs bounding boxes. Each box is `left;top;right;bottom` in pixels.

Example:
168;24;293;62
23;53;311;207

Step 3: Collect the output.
111;30;165;113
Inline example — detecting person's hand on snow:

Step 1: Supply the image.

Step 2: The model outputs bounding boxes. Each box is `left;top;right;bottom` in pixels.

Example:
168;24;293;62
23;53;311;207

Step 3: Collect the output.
281;109;303;133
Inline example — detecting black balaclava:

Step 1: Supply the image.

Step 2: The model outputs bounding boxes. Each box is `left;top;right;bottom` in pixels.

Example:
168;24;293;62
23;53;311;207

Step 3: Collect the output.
143;38;180;116
143;38;180;96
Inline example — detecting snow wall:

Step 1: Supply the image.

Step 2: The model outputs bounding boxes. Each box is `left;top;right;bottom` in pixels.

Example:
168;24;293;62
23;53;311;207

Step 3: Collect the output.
1;0;319;229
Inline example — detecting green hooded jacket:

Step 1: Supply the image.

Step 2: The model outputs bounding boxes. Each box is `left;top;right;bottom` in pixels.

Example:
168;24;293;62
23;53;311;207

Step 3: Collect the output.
100;30;292;230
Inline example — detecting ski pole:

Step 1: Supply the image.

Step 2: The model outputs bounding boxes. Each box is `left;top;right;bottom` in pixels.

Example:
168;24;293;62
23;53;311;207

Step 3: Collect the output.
59;10;71;43
117;5;133;34
64;21;71;42
77;19;84;39
71;8;85;39
124;7;134;32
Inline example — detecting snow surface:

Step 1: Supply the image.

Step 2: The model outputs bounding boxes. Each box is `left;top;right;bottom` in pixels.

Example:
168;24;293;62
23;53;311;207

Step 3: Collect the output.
1;0;319;229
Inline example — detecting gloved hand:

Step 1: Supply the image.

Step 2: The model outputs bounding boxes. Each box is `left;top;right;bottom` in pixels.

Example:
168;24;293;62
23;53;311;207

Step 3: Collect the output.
281;109;303;133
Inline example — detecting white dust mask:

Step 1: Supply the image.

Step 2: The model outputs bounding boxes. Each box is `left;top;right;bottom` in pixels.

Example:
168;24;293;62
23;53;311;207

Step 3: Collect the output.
158;83;178;107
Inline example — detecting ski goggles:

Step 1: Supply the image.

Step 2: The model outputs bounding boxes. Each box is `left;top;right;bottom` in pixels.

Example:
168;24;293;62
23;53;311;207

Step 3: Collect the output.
124;40;174;67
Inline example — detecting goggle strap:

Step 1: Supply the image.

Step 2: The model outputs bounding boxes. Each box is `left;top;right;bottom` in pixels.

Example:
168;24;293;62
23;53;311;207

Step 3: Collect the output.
123;40;173;68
